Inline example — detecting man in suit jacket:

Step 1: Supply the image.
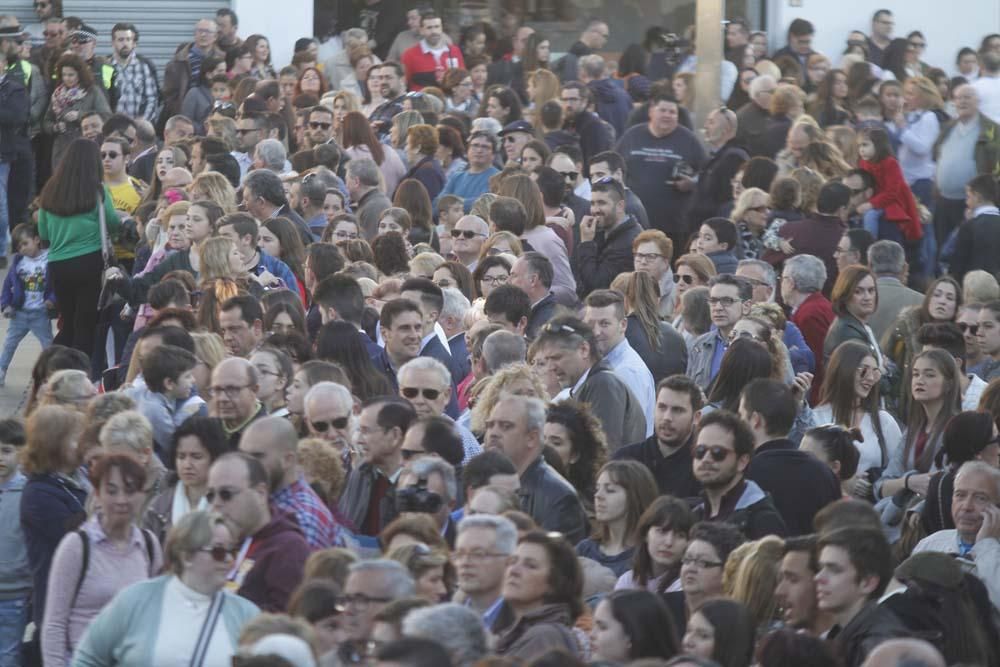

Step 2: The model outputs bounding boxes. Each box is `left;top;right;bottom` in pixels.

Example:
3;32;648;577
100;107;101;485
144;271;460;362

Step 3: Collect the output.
510;253;562;340
866;240;923;341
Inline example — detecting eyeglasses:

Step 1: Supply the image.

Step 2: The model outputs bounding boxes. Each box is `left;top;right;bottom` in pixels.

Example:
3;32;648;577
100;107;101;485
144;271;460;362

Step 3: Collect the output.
452;550;509;562
909;41;926;49
482;274;508;286
199;545;239;562
340;593;393;609
673;273;695;285
634;252;664;262
958;323;979;335
451;229;485;239
205;487;243;504
208;384;251;399
101;151;120;159
856;366;883;381
310;416;350;432
681;555;724;569
694;444;732;462
708;296;741;307
401;387;442;400
558;171;579;181
309;121;332;130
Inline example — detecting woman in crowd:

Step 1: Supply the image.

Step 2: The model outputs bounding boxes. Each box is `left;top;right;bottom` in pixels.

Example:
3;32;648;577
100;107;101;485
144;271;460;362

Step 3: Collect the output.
329;91;360;147
478;232;522;260
732;188;771;260
519;140;550;173
43;453;163;666
314;321;393;402
575;461;658;578
671;254;716;339
342;111;406;195
20;406;88;654
433;261;475;302
681;598;756;667
472;255;512;301
259;217;308;301
182;56;226;135
921;410;1000;535
544;400;608;513
672;72;695;109
325;213;360;246
494;531;584;661
896;76;943;213
263;300;308;338
877;348;963;502
296;66;327;100
372;232;410;278
814;341;902;497
38;138;120;357
250;345;293;417
44;54;111;169
189;172;237;213
483;86;523;126
621;272;687;385
245;34;276;79
443;68;478;114
387;543;451;604
590;590;680;663
823;265;882;365
800;423;863;497
807;68;852;127
470;363;549;435
725;535;784;634
617;496;695;593
705;339;776;413
145;416;229;542
679;287;712;343
526;69;560;117
436;125;467;178
71;511;260;666
403;125;446;201
393;179;438;247
191;332;226;398
764;84;805;158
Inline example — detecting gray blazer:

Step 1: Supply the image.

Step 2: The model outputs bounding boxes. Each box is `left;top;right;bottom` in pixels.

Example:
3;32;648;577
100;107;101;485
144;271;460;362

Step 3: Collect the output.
869;276;923;342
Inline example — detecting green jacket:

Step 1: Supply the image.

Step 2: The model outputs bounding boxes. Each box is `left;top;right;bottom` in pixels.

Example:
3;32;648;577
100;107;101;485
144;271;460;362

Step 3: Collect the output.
38;186;121;262
933;113;1000;179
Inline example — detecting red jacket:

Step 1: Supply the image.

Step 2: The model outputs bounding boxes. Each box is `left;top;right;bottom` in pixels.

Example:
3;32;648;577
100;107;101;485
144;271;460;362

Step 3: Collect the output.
859;157;922;241
791;291;835;404
400;42;464;90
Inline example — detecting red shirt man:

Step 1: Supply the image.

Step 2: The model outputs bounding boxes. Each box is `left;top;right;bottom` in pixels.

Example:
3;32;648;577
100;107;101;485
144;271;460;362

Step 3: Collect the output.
400;13;464;90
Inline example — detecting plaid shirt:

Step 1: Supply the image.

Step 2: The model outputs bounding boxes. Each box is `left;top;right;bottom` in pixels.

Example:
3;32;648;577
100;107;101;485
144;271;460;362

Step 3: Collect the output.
272;475;342;549
112;52;160;122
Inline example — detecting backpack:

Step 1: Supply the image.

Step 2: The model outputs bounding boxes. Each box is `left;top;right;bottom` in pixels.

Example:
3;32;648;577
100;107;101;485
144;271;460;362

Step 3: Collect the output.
69;527;157;609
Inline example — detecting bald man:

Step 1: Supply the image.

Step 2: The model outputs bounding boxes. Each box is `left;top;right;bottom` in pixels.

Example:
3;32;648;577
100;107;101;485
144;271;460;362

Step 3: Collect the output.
686;106;749;230
239;416;341;549
860;639;945;667
303;382;354;454
210;357;265;448
450;215;490;269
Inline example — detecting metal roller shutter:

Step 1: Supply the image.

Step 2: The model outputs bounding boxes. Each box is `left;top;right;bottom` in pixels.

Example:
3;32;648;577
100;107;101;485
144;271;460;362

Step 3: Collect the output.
7;0;230;71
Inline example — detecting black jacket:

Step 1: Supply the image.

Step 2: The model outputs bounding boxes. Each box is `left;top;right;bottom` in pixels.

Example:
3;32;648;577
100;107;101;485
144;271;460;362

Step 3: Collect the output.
575;359;647;452
745;438;842;536
572;216;642;297
829;602;907;667
686;139;749;230
693;479;788;539
518;456;588;544
613;433;702;499
565;110;613;173
526;292;561;340
949;210;1000;282
823;314;877;365
553;41;594;83
624;316;687;385
735;101;771;157
0;63;30;160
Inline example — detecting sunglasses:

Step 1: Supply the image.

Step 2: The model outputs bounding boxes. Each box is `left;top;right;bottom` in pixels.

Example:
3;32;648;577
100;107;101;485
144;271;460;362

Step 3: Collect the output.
958;323;979;335
558;171;579;181
401;387;441;400
101;151;120;159
451;229;484;239
205;487;243;504
673;274;695;285
311;416;350;432
199;545;239;562
310;121;332;130
694;445;732;462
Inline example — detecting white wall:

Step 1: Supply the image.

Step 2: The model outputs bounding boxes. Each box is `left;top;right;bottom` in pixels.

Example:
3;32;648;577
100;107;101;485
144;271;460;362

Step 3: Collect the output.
767;0;1000;75
232;0;312;71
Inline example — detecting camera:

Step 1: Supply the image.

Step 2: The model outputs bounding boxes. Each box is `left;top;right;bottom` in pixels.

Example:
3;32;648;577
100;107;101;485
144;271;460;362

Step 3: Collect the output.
395;476;443;514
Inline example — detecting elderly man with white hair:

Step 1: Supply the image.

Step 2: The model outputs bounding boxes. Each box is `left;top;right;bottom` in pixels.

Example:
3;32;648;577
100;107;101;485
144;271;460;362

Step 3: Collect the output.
303;381;354;454
781;254;835;397
440;287;472;379
912;461;1000;609
403;603;489;667
253;138;288;174
398;357;481;463
736;74;777;157
451;514;517;627
341;559;415;648
737;258;814;375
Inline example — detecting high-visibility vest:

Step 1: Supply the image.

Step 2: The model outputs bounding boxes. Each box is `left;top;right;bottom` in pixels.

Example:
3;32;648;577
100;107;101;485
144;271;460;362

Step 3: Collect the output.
101;63;113;89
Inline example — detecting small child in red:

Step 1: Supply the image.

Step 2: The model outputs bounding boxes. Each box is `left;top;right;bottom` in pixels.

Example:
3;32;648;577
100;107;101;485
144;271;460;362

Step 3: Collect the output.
856;127;922;242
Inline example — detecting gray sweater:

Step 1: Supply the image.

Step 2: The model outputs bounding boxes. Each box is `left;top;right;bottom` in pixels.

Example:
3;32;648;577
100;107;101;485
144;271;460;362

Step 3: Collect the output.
0;472;32;599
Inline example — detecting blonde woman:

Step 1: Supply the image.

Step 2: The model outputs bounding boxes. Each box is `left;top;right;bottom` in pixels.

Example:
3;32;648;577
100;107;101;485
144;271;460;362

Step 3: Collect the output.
894;76;943;208
189;171;237;212
409;252;445;280
192;332;227;397
196;237;260;332
329;90;360;145
527;69;560;125
725;535;784;634
672;72;695;109
39;369;97;412
732;188;771;259
469;363;549;433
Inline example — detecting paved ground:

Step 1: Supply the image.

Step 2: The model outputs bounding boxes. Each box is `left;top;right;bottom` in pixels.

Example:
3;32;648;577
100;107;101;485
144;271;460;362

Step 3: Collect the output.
0;300;47;418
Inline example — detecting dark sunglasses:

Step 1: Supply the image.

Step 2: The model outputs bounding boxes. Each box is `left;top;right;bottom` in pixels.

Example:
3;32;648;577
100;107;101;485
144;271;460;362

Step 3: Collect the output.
451;229;483;239
200;545;239;562
401;387;441;400
673;273;695;284
309;121;332;130
311;416;350;432
958;323;980;335
558;171;579;181
101;151;120;159
694;445;732;462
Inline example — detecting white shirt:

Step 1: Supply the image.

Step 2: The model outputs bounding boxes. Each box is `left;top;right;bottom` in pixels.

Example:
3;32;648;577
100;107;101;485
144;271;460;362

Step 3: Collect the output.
812;404;902;474
972;75;1000;124
151;577;235;666
963;373;988;411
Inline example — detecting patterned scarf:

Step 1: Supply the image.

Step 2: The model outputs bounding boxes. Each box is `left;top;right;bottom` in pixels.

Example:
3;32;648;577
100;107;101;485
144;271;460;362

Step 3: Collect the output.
50;84;87;119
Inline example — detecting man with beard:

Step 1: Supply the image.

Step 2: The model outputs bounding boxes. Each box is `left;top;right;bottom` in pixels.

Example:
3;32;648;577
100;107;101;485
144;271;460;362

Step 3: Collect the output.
775;535;834;636
108;23;159;122
573;178;642;297
690;409;787;539
239;416;341;549
400;12;463;91
368;62;405;139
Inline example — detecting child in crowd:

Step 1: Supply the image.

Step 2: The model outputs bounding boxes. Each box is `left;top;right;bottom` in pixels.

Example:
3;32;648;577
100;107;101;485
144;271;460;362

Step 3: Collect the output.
131;345;205;462
0;418;31;659
692;217;739;274
0;224;55;387
210;74;232;105
856;127;922;243
437;194;465;257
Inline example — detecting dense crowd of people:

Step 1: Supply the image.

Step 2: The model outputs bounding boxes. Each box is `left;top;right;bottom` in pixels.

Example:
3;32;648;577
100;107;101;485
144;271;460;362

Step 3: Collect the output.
1;2;1000;667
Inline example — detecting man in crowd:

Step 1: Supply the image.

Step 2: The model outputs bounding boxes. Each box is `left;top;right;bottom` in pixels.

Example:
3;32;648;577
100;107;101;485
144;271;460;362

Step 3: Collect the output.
303;381;354;451
912;461;1000;607
69;24;118;108
573;178;642;296
102;137;142;214
239;416;341;549
347;157;392;240
208;452;310;612
867;240;923;341
781;254;835;401
218;295;263;358
396;456;458;544
589;151;650;230
534;314;645;451
234;113;267;178
736;75;777;157
687;274;752;391
439;287;471;378
685;107;748;230
866;9;895;67
400;12;463;91
339;397;417;536
776;535;834;636
400;278;463;391
0;33;29;263
484;394;587;542
341;560;415;654
242;169;311;245
306;105;336;148
509;252;560;339
454;515;517;627
976;301;1000;381
209;357;266;448
108;22;159;122
483;285;531;337
372;299;424;391
691;409;787;539
498;120;534;165
578;54;631;138
740;379;841;535
616;92;706;249
398;357;480;462
313;273;379;357
448;215;490;270
162;18;223;131
298;166;341;238
614;375;704;499
771;18;815;82
438;131;500;212
559;82;613;172
554;20;609;83
215;8;240;52
736;259;814;374
972;49;1000;124
368;62;405;138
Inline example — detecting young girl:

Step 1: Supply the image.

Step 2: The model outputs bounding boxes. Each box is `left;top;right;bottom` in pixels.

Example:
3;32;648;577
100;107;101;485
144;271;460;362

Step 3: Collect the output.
800;424;862;497
856;127;922;243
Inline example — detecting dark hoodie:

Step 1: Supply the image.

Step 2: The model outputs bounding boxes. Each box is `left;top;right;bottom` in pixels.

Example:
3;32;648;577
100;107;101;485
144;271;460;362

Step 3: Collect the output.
237;512;311;612
554;41;595;83
588;78;632;138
